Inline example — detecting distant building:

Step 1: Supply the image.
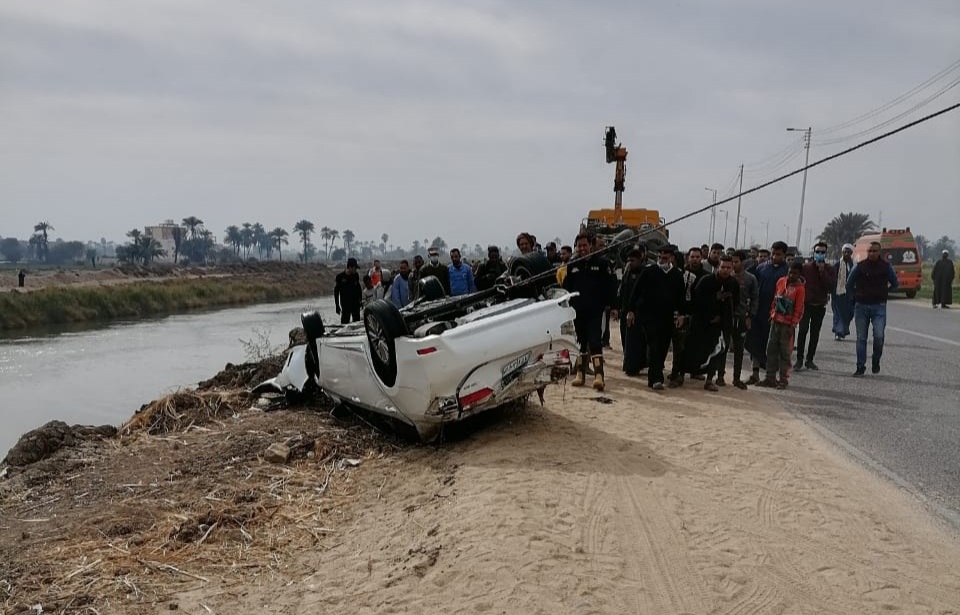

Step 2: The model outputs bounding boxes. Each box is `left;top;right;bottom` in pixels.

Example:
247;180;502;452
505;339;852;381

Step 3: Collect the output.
144;220;184;262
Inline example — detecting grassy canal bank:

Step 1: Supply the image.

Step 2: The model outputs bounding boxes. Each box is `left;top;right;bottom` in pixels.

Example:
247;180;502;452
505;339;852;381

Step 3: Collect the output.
0;262;337;331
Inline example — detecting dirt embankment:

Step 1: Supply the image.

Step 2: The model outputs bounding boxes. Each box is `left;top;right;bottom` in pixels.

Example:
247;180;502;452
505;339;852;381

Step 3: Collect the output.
2;342;960;614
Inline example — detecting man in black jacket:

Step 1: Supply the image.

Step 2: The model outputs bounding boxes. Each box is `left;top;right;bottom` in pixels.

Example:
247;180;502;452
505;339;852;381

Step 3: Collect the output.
474;246;508;291
686;255;740;391
635;245;685;390
563;231;617;391
617;249;648;376
334;257;363;324
420;247;451;295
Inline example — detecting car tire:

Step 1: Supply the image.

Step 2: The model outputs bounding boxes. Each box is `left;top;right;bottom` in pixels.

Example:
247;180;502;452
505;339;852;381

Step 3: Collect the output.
418;275;446;301
905;289;917;299
510;251;554;296
364;299;408;387
300;310;326;341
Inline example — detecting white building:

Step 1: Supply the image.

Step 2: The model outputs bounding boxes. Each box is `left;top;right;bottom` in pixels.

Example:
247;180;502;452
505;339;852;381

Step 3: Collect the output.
144;220;184;262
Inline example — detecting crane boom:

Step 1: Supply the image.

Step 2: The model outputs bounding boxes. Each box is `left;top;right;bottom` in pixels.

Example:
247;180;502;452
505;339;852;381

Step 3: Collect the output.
604;126;628;224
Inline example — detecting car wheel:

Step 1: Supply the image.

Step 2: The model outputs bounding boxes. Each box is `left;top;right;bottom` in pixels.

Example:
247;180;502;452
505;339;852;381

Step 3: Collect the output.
905;289;917;299
364;299;408;387
418;275;446;301
510;252;554;296
300;310;326;341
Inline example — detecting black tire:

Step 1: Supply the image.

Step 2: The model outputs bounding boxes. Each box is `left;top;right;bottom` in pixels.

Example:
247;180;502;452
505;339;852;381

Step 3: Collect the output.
300;310;326;341
364;300;408;387
509;252;555;297
418;275;446;301
905;289;917;299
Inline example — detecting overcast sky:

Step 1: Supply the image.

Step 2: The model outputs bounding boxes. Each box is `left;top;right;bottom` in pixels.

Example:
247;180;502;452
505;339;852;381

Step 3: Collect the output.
2;0;958;254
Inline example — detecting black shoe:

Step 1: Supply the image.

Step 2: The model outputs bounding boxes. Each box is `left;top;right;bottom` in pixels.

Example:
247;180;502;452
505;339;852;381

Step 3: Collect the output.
746;374;760;385
793;360;804;371
733;380;748;390
776;380;788;390
835;334;842;341
852;367;866;377
872;362;880;374
804;361;819;371
704;381;719;392
716;376;726;387
652;382;665;391
757;378;777;388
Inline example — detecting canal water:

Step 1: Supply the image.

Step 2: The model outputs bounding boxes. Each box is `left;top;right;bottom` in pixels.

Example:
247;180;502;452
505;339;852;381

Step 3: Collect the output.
0;296;338;457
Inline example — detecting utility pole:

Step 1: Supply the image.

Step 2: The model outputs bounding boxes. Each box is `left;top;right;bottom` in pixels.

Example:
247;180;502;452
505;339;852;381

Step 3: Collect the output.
721;209;730;246
786;126;812;251
805;228;813;252
734;163;744;248
705;187;718;243
763;220;770;246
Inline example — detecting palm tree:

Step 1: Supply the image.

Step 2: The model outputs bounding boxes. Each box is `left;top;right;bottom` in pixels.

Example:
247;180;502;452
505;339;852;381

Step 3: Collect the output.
430;236;447;254
170;226;183;264
182;216;204;240
141;237;167;264
33;221;54;263
240;222;254;259
251;223;267;259
224;225;242;255
319;226;332;260
411;239;421;255
270;227;289;261
293;220;315;262
341;229;355;256
817;213;875;259
381;233;389;256
328;229;340;260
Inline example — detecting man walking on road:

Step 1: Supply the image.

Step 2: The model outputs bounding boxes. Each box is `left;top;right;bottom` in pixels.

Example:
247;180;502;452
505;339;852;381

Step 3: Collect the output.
846;241;899;376
795;241;837;371
932;250;955;309
832;243;856;340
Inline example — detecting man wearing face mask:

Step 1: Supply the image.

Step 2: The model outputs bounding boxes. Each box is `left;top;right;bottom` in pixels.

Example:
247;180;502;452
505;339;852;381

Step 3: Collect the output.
795;241;837;370
420;247;451;295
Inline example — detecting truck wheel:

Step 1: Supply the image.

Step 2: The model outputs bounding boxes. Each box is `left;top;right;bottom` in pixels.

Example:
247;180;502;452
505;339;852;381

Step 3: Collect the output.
418;275;446;301
905;289;917;299
510;252;554;296
364;300;408;387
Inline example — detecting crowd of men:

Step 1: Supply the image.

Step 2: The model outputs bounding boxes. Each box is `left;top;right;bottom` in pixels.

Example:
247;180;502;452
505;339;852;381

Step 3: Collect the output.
333;229;912;392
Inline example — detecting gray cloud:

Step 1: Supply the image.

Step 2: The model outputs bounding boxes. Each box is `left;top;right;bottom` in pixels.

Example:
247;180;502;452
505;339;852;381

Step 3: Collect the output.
1;0;957;253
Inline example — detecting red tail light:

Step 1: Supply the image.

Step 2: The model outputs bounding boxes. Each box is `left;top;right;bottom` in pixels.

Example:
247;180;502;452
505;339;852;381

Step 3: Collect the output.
416;347;438;355
560;349;570;361
459;387;493;408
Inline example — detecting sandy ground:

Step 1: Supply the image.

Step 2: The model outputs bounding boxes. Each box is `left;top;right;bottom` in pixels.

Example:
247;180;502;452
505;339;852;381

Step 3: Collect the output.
3;341;959;614
172;347;960;614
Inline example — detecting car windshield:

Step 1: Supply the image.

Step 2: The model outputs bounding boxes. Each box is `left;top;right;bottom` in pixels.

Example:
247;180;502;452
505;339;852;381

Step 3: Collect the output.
883;247;918;265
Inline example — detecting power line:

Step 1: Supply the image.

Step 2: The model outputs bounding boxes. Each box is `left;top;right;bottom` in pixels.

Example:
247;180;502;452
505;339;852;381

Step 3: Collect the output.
814;75;960;146
662;101;960;234
816;56;960;136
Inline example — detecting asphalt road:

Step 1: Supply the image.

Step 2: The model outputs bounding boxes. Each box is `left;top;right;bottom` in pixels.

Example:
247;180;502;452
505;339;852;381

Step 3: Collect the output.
778;297;960;527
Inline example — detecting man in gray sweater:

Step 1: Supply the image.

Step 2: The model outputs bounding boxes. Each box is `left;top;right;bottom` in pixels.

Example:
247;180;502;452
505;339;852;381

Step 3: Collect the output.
728;250;759;388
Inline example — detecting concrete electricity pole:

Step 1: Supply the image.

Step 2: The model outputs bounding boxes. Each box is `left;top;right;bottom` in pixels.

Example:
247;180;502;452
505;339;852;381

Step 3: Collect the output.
734;163;744;248
786;126;812;251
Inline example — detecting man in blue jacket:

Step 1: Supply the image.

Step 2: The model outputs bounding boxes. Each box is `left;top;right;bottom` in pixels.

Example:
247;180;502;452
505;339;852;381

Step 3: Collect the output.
846;241;899;376
389;260;412;307
448;248;477;296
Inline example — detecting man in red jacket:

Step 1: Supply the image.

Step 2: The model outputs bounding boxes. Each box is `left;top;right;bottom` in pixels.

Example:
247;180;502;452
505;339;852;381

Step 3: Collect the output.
760;260;806;389
795;241;837;371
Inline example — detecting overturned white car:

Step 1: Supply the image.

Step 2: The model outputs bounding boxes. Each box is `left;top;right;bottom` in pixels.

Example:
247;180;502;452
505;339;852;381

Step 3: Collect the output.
256;254;580;441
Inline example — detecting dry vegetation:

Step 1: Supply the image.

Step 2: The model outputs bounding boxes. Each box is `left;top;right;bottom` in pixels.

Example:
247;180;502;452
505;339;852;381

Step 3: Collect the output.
0;356;406;615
